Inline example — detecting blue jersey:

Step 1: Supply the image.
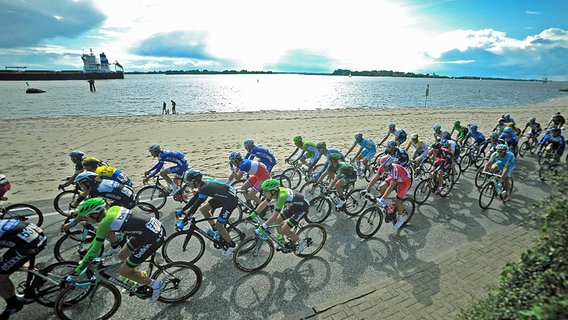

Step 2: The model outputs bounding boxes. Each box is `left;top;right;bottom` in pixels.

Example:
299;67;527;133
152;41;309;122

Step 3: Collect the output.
354;138;376;152
148;150;189;178
232;159;267;175
245;146;276;170
499;133;519;147
466;131;486;145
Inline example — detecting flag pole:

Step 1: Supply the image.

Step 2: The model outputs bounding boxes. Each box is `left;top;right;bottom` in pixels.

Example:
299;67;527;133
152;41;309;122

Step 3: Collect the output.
424;84;430;107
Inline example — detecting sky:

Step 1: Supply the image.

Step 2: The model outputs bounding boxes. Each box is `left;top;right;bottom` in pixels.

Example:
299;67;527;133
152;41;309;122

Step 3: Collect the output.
1;0;567;80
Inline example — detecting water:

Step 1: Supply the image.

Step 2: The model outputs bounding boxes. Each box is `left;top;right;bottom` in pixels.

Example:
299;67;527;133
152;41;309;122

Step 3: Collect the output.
1;74;567;120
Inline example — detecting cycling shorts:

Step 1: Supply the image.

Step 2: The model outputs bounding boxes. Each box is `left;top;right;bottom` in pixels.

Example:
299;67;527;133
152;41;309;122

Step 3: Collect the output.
208;197;238;223
492;158;517;177
125;219;164;267
167;163;189;176
247;167;271;192
385;176;411;199
280;199;310;227
0;223;46;274
361;149;376;161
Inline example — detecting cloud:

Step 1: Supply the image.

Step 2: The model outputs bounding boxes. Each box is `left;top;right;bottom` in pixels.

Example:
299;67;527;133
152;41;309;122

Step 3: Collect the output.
265;49;336;73
0;0;106;48
131;31;214;60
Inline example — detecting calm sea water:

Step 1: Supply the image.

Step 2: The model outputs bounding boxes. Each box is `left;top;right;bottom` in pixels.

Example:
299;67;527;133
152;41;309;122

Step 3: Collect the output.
1;74;567;120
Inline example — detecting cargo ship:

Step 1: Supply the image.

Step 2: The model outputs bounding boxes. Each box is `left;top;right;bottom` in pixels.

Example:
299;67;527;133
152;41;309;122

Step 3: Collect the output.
0;49;124;81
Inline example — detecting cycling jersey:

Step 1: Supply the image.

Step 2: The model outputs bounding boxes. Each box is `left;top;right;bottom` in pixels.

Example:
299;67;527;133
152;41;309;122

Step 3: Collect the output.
0;220;46;274
315;148;344;176
289;141;320;165
444;140;461;162
499;132;519;150
424;148;453;172
86;180;137;209
333;162;357;185
147;150;189;178
541;134;566;155
377;163;411;199
95;165;132;186
488;151;517;177
231;159;270;191
0;175;10;199
450;125;468;140
465;131;486;145
354;138;376;161
273;187;310;226
75;206;164;272
407;139;429;159
522;121;542;137
385;147;409;167
181;179;238;223
389;129;407;145
549;115;565;128
244;145;277;172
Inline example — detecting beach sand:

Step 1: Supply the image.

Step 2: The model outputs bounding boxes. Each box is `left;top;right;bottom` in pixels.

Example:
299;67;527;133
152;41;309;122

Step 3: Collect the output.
1;96;566;204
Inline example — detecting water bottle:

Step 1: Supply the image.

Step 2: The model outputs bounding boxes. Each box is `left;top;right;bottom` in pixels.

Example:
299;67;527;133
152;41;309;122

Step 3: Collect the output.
206;228;217;239
275;233;285;244
496;181;503;192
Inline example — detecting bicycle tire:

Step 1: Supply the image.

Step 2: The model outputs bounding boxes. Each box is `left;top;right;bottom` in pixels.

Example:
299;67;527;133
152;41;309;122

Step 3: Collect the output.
233;237;275;273
438;173;455;197
413;179;431;205
161;231;206;264
518;141;528;157
152;261;203;303
53;229;101;262
400;197;416;227
33;261;94;307
474;151;486;168
295;223;327;258
53;190;80;217
356;207;384;239
54;281;121;320
1;203;44;227
474;168;488;188
272;174;292;190
299;181;324;198
459;154;471;172
134;201;160;219
306;196;332;223
343;188;368;216
281;168;303;189
135;185;168;210
479;182;496;209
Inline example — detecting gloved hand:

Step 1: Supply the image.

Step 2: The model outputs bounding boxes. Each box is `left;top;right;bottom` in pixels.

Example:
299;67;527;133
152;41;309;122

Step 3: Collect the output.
65;273;79;283
70;201;79;209
377;197;386;207
175;209;184;218
58;183;68;190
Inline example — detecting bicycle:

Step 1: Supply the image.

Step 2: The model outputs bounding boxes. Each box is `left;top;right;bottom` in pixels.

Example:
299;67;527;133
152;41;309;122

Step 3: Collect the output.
518;134;539;157
355;193;415;239
304;182;368;223
349;157;374;182
0;198;43;227
280;159;325;190
538;158;560;182
478;172;515;209
160;215;246;264
232;219;327;273
459;144;486;172
135;175;193;210
413;168;455;205
53;254;203;320
53;183;82;217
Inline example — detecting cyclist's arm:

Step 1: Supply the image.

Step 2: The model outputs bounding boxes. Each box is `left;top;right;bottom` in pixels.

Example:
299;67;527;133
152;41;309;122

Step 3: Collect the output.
285;148;299;161
182;193;206;214
146;161;164;178
74;215;113;274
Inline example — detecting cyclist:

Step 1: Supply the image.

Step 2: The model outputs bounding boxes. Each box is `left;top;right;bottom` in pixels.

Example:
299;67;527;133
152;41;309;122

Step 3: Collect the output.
0;175;10;201
316;153;357;209
0;219;47;319
82;157;132;187
243;139;277;173
314;142;344;181
463;125;485;148
143;144;190;195
65;198;165;302
480;131;505;156
506;122;522;136
450;120;468;145
520;117;543;145
499;127;519;156
539;127;565;164
226;151;270;207
492;117;507;134
252;179;309;255
72;171;137;209
441;139;461;176
546;112;565;129
405;133;429;167
344;132;376;176
285;136;320;173
483;144;516;201
378;123;407;146
422;142;453;194
59;150;85;190
502;113;516;126
175;170;238;256
361;155;411;230
384;140;409;167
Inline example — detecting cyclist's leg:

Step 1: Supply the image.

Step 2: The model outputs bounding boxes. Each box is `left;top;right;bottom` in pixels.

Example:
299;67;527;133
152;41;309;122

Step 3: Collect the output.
215;200;238;244
120;234;163;286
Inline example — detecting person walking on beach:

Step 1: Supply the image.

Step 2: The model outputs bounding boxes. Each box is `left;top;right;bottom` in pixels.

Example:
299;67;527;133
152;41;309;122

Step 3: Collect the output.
162;101;166;115
171;100;177;114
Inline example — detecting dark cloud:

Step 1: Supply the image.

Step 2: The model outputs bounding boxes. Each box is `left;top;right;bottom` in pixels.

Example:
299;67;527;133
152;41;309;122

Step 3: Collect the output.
0;1;106;48
266;49;335;73
131;31;214;60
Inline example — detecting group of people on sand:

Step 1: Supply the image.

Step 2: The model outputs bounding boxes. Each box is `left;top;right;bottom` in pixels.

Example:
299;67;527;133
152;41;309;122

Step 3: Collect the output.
161;100;177;114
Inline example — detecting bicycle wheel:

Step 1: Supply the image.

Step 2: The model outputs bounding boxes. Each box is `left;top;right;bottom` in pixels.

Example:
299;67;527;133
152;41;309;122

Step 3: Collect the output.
161;231;206;264
233;237;275;273
479;182;496;209
343;188;368;216
272;174;292;190
459;154;471;172
413;179;431;205
1;203;43;227
474;168;488;188
33;261;94;307
281;168;302;189
299;181;324;198
134;201;160;219
400;197;416;227
438;173;455;197
135;185;167;210
295;223;327;258
53;190;80;217
474;151;486;168
518;141;528;157
538;163;556;181
53;229;101;262
356;207;383;239
54;281;121;320
152;261;202;303
305;196;332;223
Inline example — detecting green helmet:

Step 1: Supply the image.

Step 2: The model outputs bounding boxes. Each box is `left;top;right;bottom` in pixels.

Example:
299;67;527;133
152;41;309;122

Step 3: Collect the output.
77;197;106;217
453;120;461;126
261;179;280;192
293;136;302;143
329;153;341;161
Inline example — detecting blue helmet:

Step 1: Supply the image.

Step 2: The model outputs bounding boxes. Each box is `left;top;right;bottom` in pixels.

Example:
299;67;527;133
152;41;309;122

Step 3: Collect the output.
503;127;513;133
183;169;202;183
470;125;478;132
149;144;161;154
496;144;508;151
229;151;242;161
244;139;254;149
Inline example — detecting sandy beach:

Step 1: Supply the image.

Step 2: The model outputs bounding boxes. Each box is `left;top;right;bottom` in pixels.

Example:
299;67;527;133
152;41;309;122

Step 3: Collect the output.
1;97;566;205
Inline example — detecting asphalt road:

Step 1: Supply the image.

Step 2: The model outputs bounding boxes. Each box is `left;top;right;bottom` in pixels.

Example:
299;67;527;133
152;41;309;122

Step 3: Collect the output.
5;155;552;320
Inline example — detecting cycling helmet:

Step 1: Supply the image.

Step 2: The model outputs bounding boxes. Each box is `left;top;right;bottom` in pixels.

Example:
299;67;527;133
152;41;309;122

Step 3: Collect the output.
229;151;242;161
470;125;478;132
498;117;506;122
149;144;161;153
554;112;561;115
528;117;536;122
261;179;280;192
75;171;98;184
453;120;461;126
69;150;85;158
379;155;393;168
410;133;418;140
503;114;511;120
503;127;513;133
433;124;441;131
77;197;107;217
440;139;449;147
316;141;327;149
82;157;100;169
293;136;302;143
243;139;255;149
496;144;508;151
388;123;396;130
183;169;202;183
329;153;341;161
387;140;397;148
354;132;363;140
490;132;500;138
432;142;442;150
